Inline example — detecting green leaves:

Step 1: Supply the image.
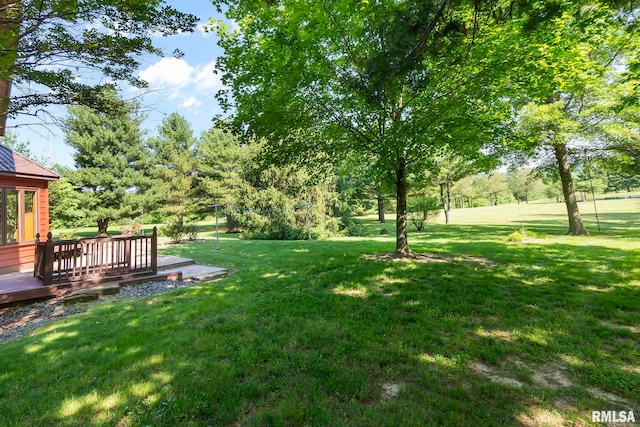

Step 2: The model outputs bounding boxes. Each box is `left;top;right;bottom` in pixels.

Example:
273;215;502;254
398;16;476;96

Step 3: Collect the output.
1;0;198;121
62;90;148;231
146;113;200;223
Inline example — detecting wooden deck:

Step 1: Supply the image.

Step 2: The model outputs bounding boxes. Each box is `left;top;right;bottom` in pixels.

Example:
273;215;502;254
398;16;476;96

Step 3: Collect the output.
0;255;228;305
0;272;58;304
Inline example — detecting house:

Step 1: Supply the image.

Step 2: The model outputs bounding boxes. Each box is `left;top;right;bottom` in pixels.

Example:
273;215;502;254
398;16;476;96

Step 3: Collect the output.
0;144;59;274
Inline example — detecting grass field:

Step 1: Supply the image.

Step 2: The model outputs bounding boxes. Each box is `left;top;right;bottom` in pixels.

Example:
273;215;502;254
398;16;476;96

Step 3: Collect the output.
1;199;638;426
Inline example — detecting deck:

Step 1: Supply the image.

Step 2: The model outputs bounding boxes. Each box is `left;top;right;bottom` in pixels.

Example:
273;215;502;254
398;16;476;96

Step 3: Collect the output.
0;255;228;305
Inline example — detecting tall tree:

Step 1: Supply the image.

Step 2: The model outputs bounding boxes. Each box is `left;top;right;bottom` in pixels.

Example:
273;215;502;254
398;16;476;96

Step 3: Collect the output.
510;1;639;235
147;112;200;226
429;148;496;224
0;0;197;135
213;0;513;254
198;127;259;231
63;91;148;235
506;167;544;204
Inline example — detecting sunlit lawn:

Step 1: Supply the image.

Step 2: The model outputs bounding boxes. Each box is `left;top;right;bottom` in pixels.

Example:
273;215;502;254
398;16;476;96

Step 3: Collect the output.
0;199;638;426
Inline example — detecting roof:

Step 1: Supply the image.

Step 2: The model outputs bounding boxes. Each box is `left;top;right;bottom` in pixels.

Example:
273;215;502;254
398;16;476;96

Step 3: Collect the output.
0;144;59;181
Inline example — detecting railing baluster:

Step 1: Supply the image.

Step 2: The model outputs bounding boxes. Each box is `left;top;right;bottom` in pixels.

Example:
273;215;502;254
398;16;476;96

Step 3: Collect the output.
35;233;157;286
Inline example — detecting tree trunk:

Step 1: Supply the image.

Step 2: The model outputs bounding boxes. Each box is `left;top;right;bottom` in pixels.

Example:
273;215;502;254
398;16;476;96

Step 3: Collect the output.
440;182;451;224
226;214;240;233
395;158;410;254
376;192;385;223
553;143;588;236
97;218;110;236
0;0;21;136
0;80;11;136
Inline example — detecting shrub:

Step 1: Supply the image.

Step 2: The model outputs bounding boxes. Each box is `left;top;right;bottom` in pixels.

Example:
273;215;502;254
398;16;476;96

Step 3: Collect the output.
118;220;141;236
408;195;441;231
506;228;533;242
161;219;185;243
56;230;81;241
186;223;199;241
340;217;369;237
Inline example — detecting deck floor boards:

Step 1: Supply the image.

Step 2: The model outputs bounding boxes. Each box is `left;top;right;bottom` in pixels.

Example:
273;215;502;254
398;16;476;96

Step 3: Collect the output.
0;255;227;305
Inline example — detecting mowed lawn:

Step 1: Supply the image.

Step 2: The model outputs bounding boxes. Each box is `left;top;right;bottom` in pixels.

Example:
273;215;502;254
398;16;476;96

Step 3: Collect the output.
1;199;638;426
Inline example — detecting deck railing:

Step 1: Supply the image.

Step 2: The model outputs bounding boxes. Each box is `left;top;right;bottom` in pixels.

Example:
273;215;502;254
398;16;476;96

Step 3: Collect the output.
34;228;158;286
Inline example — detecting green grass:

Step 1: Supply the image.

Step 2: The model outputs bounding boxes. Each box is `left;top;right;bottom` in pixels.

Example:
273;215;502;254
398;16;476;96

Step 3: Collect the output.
1;200;639;426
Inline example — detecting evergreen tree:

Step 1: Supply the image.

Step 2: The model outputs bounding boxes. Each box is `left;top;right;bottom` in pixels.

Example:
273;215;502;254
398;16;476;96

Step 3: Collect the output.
147;113;200;227
198;127;257;231
63;91;148;236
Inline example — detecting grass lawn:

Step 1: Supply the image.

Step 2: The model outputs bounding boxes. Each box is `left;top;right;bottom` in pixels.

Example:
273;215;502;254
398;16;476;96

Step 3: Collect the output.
1;199;639;426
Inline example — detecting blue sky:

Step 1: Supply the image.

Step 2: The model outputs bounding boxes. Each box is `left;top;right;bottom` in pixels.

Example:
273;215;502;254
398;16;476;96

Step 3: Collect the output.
8;0;227;168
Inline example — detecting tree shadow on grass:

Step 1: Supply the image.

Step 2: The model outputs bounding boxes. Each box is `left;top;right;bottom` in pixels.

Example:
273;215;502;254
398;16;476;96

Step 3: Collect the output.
0;229;638;426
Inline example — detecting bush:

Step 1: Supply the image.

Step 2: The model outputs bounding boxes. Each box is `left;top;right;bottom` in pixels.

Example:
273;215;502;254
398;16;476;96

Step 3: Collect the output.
56;230;81;241
186;223;199;240
161;219;185;243
506;228;533;242
118;220;141;236
408;195;441;231
340;217;369;237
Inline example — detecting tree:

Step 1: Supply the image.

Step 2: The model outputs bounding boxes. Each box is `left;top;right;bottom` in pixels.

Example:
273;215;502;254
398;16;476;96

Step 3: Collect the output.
0;0;198;135
506;167;544;204
429;148;496;223
63;91;148;235
510;2;639;235
408;195;441;232
48;176;86;230
198;126;257;231
213;0;514;254
334;154;392;224
472;172;511;206
147;113;200;227
0;130;29;156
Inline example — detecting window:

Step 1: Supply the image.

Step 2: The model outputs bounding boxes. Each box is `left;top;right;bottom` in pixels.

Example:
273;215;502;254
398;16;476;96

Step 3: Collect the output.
25;191;37;241
0;188;39;245
6;190;18;244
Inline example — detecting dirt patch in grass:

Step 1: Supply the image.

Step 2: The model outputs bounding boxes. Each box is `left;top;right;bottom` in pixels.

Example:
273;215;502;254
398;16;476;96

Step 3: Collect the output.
362;252;496;267
599;320;639;334
531;363;573;390
472;359;573;390
380;382;401;402
587;387;635;407
515;407;569;427
474;358;637;411
471;362;525;388
332;288;366;297
621;365;640;374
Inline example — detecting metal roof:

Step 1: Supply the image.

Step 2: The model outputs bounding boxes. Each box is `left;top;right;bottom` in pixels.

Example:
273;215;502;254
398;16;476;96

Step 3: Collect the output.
0;144;59;181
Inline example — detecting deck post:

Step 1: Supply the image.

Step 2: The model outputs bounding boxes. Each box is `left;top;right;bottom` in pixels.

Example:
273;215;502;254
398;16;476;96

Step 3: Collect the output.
34;233;41;278
151;227;158;275
43;232;54;286
124;238;131;270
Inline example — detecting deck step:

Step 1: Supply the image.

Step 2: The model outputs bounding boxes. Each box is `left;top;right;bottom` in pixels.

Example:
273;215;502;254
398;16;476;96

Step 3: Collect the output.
167;264;229;282
63;283;120;304
157;255;195;271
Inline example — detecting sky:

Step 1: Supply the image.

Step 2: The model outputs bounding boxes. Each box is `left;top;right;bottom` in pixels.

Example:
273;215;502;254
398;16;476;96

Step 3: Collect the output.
7;0;227;168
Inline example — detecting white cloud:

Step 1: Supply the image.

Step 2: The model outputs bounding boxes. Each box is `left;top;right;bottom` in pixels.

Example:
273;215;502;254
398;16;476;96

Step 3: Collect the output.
138;58;221;93
137;58;223;121
180;96;202;109
194;60;222;92
197;22;213;37
139;57;194;87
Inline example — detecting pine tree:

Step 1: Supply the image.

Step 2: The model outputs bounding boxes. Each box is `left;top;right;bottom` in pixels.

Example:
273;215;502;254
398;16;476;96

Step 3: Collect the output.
63;91;148;236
